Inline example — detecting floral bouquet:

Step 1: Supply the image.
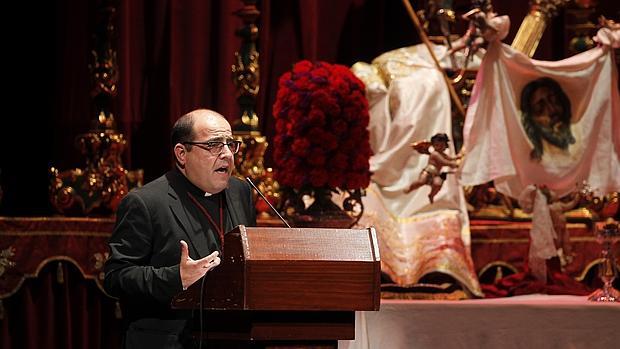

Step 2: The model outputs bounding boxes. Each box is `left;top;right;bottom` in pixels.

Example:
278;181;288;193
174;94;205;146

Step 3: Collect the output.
272;60;372;225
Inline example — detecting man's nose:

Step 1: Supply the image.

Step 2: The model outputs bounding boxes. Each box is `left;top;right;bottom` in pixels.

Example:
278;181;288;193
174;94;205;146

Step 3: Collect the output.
219;144;234;158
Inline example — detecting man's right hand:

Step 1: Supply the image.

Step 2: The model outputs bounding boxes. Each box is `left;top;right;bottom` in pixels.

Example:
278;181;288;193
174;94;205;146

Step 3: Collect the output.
179;240;220;290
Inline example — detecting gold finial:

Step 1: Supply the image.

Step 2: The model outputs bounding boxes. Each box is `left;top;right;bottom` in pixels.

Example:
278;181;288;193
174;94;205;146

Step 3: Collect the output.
511;0;571;57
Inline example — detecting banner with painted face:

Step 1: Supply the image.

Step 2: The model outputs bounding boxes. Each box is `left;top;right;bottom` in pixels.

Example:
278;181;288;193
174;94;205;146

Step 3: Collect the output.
460;28;620;198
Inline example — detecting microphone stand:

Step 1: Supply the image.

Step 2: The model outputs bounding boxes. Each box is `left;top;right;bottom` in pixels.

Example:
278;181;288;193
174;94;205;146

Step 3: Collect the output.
245;177;291;228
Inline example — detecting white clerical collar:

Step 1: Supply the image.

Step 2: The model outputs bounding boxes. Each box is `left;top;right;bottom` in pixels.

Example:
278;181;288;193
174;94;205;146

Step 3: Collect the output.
204;191;213;197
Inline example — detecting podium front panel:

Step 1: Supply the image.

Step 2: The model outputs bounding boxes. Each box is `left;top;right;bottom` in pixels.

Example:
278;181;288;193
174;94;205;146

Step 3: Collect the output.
172;226;380;311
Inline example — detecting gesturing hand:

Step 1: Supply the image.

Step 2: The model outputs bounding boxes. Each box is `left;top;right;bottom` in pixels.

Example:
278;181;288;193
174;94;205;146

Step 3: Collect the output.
179;240;220;290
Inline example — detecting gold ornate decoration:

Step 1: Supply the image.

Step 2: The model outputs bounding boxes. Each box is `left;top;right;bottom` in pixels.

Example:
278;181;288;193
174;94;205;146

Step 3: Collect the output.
233;137;282;219
232;50;260;131
477;261;519;284
279;187;361;229
578;181;619;221
381;288;469;301
0;246;16;278
565;1;598;55
49;0;142;215
416;0;457;68
578;183;620;300
254;169;282;220
93;251;109;281
234;135;267;179
587;219;620;302
231;0;281;217
90;5;118;98
511;0;571;57
231;0;261;135
0;217;116;301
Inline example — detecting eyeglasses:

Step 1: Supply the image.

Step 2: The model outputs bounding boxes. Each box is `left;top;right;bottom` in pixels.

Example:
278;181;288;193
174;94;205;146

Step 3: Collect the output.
183;139;242;155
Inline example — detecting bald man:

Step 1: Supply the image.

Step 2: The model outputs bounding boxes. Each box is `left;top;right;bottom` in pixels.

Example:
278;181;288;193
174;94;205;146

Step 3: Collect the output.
104;109;256;348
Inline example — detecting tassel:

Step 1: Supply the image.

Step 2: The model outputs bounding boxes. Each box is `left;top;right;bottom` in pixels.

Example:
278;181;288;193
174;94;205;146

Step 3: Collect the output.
494;266;504;284
56;262;64;284
0;299;5;320
115;301;122;319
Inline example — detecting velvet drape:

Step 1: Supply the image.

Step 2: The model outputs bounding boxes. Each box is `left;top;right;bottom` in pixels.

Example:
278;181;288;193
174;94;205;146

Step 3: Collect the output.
1;1;617;349
2;0;584;217
1;262;123;349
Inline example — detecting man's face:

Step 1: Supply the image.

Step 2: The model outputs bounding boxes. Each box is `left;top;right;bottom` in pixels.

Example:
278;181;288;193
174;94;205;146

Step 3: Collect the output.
183;115;235;194
531;86;563;127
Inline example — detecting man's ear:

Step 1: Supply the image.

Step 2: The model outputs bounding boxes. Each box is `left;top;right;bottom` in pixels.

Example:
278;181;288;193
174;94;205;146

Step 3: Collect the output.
174;143;187;168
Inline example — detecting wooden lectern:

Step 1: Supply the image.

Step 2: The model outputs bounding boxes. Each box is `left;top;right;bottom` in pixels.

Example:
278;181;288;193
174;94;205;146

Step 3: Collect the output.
172;225;380;348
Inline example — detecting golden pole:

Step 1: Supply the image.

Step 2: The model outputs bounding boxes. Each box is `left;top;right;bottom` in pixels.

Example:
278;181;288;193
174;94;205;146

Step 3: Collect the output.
511;0;571;57
401;0;466;117
511;10;547;57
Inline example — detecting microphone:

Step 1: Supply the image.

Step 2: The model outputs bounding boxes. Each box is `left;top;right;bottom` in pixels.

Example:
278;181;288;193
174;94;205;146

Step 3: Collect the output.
245;177;291;228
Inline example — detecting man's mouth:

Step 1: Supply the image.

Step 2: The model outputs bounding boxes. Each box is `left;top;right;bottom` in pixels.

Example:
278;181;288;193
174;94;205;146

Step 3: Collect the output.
215;166;229;174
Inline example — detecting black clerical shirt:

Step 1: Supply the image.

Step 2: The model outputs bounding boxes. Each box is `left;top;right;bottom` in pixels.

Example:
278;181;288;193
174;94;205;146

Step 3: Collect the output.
173;168;233;253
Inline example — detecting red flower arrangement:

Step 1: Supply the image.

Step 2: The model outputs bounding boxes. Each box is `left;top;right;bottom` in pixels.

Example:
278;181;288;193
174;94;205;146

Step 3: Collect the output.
272;60;372;192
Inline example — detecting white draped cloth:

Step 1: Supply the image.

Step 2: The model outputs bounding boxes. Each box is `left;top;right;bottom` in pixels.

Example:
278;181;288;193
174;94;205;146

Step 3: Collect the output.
352;44;485;296
460;27;620;198
517;185;557;281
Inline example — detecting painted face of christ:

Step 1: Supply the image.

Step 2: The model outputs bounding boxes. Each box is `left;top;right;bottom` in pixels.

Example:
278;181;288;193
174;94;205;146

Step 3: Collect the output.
520;77;575;161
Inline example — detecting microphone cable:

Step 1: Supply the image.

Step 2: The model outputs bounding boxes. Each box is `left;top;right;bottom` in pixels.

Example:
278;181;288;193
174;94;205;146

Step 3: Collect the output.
198;249;222;349
198;272;208;349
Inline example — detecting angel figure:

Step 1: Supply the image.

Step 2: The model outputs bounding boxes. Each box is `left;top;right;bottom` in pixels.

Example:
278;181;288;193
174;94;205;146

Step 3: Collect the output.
540;185;582;267
447;0;509;71
598;15;620;31
404;133;462;203
519;184;582;272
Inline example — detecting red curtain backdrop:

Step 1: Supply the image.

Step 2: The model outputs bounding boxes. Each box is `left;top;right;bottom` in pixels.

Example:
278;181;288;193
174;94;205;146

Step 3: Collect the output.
0;1;618;348
3;0;603;217
1;263;123;349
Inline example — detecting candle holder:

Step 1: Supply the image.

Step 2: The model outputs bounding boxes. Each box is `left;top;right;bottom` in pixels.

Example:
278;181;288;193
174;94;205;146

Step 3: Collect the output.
587;219;620;302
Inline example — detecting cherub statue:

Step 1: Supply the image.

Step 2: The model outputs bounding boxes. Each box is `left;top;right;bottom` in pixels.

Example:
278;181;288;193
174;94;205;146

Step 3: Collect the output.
447;0;508;66
404;133;462;203
519;184;582;271
598;15;620;30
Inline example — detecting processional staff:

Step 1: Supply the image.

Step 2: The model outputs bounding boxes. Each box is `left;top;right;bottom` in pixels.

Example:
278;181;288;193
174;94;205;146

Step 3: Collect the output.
400;0;467;118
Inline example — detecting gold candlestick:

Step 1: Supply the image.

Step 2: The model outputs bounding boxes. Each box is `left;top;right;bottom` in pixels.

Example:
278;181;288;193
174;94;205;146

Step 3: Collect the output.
231;0;281;217
588;219;620;302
